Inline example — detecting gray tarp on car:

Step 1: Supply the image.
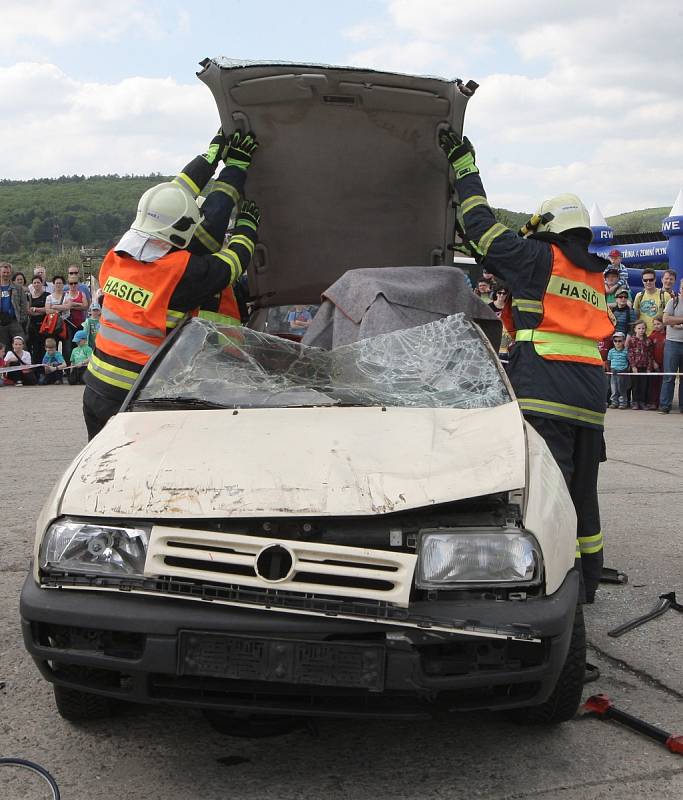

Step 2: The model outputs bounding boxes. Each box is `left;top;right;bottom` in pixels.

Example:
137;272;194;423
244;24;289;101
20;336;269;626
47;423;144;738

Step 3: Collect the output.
303;266;501;351
198;59;472;307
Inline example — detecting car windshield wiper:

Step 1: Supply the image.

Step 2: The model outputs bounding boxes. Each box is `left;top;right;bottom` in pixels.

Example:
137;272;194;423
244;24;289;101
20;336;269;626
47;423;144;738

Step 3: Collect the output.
132;397;229;410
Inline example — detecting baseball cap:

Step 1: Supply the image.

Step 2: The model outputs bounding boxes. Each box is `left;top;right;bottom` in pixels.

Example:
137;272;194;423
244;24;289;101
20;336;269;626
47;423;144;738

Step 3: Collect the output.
609;249;621;258
604;266;620;275
89;302;101;310
72;330;87;344
615;289;629;297
612;331;625;339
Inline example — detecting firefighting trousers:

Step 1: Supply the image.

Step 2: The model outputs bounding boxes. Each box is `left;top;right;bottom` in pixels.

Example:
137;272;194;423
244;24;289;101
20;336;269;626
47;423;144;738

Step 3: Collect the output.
82;385;124;441
524;416;604;603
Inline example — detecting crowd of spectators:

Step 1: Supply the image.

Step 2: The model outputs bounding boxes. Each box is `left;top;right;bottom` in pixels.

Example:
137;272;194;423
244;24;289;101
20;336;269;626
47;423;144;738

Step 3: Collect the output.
473;259;681;412
1;261;99;387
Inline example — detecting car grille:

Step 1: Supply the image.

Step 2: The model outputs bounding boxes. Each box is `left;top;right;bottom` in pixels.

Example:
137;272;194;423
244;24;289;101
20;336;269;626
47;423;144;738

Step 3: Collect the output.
145;526;416;606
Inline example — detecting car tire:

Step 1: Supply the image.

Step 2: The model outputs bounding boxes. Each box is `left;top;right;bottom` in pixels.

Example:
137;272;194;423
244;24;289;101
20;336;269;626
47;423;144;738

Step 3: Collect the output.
52;667;113;721
508;604;586;725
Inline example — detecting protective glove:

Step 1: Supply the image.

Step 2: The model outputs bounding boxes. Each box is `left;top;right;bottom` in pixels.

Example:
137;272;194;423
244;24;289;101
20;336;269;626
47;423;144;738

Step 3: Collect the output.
438;128;478;178
222;131;259;171
235;200;260;232
202;128;228;167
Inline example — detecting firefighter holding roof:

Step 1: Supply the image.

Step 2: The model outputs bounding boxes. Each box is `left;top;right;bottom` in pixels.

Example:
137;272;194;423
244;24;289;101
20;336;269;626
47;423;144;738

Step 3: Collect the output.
439;129;614;604
83;128;260;440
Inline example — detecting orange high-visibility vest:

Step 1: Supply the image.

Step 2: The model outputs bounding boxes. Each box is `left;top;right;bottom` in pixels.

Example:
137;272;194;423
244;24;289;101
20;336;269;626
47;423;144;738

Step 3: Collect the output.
511;245;613;366
94;249;189;366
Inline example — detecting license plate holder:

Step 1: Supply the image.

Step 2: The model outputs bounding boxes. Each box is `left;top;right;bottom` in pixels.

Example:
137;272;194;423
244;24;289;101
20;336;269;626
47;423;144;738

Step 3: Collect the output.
178;631;385;691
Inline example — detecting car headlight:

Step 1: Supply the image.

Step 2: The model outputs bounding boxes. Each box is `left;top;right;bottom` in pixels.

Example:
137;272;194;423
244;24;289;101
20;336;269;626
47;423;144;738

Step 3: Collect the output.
40;519;149;577
416;528;541;588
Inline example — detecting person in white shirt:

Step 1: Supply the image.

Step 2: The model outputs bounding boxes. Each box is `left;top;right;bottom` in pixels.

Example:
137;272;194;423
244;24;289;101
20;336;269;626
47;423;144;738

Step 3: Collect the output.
3;334;36;385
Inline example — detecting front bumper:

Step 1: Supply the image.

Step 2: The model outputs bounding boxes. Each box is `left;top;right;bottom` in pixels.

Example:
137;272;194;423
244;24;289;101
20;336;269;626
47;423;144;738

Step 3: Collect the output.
21;570;579;719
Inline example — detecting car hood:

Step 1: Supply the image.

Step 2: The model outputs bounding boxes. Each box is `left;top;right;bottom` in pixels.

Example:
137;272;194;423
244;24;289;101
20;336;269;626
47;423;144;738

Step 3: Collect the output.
197;58;472;307
60;403;525;519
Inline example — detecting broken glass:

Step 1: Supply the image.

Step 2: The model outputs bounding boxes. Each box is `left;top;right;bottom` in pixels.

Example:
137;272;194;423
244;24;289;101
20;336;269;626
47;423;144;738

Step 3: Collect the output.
134;315;510;410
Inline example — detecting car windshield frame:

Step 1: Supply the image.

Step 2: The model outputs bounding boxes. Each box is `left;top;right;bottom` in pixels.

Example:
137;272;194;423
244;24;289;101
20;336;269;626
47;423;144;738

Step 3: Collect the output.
129;316;511;412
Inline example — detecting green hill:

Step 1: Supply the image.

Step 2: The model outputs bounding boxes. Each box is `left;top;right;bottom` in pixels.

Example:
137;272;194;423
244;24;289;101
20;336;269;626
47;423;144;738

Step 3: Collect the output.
0;174;672;276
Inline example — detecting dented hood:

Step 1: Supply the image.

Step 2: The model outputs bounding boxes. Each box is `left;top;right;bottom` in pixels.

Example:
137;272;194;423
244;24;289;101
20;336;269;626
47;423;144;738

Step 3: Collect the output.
197;58;471;306
61;403;525;519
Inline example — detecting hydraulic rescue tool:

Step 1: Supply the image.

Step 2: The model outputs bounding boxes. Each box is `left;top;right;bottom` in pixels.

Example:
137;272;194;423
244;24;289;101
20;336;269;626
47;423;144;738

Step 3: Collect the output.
582;694;683;756
608;591;683;638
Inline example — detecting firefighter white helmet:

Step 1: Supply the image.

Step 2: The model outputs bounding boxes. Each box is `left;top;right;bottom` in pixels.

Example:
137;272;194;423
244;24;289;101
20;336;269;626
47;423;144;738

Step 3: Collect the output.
131;182;201;248
534;193;592;244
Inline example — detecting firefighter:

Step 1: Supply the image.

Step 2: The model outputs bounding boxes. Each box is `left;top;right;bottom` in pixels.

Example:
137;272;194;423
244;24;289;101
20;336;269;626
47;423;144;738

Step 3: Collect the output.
83;128;260;440
439;129;614;603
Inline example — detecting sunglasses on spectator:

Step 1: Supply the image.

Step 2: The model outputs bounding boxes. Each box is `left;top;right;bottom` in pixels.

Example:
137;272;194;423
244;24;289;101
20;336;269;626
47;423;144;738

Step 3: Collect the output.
642;278;655;282
68;271;79;275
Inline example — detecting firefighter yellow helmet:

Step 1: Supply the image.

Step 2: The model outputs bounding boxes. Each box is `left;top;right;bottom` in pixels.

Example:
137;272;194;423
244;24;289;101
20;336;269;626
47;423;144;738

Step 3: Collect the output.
131;182;201;248
534;193;592;243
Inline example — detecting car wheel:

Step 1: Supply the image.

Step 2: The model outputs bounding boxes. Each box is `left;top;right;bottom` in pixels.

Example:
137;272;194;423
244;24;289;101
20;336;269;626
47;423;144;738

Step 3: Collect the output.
508;604;586;725
52;667;113;721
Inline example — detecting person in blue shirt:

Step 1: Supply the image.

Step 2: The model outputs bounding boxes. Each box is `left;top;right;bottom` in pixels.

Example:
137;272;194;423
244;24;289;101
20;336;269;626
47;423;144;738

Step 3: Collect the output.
606;332;630;408
612;289;637;336
41;336;67;385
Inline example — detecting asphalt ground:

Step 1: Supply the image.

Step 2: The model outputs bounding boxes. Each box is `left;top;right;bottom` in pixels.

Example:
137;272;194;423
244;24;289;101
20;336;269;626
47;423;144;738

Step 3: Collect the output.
1;385;682;800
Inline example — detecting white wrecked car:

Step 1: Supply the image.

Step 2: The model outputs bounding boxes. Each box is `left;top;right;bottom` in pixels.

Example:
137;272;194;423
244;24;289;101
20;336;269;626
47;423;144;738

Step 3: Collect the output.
21;60;583;728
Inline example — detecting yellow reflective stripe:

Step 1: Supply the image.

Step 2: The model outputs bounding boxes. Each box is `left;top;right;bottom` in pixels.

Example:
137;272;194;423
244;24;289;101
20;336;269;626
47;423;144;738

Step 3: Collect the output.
578;532;604;554
193;223;222;252
517;397;605;426
512;298;543;313
477;223;507;256
198;309;240;326
461;195;489;215
211;181;240;203
546;275;607;311
90;353;138;379
166;309;186;329
173;173;200;197
214;247;242;281
515;329;601;361
87;355;138;391
229;233;255;255
575;542;581;559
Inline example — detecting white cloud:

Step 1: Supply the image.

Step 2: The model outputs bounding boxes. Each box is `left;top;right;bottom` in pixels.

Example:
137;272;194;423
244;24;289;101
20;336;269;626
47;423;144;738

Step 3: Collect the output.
343;0;683;212
0;63;218;178
1;0;162;48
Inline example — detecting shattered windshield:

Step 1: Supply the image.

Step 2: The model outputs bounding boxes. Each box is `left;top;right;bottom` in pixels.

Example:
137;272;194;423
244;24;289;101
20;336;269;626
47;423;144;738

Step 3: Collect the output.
134;315;510;410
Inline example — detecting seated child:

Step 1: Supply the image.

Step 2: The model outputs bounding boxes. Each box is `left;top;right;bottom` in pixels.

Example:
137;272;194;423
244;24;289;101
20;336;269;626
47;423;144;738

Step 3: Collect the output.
3;335;38;385
41;337;67;384
68;330;93;385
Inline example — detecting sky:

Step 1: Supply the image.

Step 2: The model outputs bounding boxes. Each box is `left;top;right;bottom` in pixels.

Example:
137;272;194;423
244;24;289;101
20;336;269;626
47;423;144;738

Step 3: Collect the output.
1;0;682;215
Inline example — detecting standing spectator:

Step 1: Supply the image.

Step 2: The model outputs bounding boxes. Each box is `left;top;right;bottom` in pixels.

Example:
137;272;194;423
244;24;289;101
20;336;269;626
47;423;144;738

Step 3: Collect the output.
0;262;28;349
475;279;492;303
606;332;629;409
27;274;51;366
661;269;677;297
68;330;93;385
12;272;30;303
488;287;513;358
3;334;37;385
82;303;101;351
647;317;666;410
66;264;92;306
604;267;629;309
612;289;637;337
286;305;313;337
627;319;654;409
659;281;683;413
64;270;89;342
607;249;629;288
633;268;672;335
41;337;67;384
45;275;72;364
33;265;54;294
